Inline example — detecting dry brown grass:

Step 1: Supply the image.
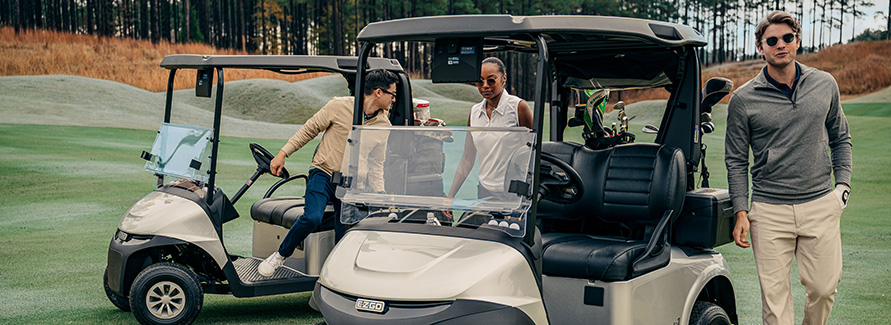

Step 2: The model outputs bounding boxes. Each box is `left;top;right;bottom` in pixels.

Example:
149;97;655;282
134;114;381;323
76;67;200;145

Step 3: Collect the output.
801;41;891;96
621;40;891;104
0;27;327;92
3;27;889;98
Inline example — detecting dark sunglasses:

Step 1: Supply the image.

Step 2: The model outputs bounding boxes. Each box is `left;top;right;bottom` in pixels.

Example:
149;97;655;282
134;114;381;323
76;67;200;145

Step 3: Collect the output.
763;33;795;47
474;74;503;87
379;88;397;97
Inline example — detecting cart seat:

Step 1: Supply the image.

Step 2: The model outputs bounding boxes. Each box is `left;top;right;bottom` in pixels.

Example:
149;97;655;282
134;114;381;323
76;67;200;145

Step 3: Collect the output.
541;233;651;281
250;197;336;231
540;143;686;281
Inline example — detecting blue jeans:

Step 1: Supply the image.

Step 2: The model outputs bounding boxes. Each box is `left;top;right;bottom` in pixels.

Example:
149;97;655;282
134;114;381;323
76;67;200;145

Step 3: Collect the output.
278;168;344;257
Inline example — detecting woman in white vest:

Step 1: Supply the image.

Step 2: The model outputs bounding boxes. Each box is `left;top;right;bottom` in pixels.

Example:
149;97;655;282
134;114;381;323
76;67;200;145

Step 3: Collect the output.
448;57;533;200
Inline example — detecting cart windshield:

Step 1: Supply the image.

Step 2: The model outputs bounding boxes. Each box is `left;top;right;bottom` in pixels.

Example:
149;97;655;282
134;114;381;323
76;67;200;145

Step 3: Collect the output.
144;123;213;182
338;125;535;237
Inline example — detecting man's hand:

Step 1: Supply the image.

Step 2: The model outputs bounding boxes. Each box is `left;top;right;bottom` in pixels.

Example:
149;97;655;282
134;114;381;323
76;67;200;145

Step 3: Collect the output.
270;151;287;176
834;183;850;210
732;211;751;248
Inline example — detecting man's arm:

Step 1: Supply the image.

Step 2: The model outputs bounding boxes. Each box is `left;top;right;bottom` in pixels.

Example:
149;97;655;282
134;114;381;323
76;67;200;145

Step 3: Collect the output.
281;102;335;156
825;79;853;187
270;101;335;176
367;134;388;193
724;95;752;248
724;95;752;215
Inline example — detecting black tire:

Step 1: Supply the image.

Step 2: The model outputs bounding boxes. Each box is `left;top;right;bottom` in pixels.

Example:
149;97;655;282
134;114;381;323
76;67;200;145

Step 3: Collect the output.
689;301;731;325
104;268;131;312
129;263;203;325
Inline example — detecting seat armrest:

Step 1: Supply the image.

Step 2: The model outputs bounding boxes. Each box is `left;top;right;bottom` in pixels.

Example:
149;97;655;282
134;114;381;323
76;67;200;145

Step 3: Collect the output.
264;174;308;198
631;210;672;274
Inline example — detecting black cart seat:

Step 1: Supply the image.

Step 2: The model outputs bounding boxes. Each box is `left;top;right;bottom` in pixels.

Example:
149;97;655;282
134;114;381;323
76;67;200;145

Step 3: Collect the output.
250;197;336;231
540;143;686;281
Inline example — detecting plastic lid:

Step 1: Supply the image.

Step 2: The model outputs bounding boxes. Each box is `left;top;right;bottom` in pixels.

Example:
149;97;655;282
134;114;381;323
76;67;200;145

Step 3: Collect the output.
412;98;430;107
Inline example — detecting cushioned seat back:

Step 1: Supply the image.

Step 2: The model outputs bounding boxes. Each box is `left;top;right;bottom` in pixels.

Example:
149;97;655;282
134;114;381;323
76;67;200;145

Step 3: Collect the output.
250;197;336;231
537;142;610;223
596;143;686;228
540;143;686;281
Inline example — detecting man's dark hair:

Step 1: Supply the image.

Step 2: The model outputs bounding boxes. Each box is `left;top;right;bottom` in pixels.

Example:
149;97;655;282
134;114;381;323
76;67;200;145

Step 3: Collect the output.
755;11;801;49
482;57;506;74
363;69;399;96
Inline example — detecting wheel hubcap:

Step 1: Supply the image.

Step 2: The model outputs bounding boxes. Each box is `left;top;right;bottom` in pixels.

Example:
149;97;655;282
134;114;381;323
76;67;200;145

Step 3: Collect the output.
146;281;185;319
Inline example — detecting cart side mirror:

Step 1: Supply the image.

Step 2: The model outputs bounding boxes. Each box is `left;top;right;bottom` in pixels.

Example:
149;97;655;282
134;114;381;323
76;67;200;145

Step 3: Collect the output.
196;68;213;98
701;77;733;113
431;38;483;83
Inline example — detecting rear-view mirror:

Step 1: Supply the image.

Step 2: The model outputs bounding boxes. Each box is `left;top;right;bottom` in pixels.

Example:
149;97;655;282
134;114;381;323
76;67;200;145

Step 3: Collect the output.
431;38;483;83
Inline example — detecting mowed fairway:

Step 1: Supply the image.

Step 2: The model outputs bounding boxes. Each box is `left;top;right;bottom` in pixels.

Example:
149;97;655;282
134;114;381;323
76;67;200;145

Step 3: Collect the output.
0;124;325;324
706;102;891;324
1;81;890;323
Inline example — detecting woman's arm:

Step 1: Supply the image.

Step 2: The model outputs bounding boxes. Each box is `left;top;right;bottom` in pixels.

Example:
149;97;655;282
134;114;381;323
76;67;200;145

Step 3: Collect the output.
447;114;477;198
517;100;533;129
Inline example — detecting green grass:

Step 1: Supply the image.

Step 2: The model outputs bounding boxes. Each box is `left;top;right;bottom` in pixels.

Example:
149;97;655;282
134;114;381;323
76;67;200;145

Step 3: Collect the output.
705;105;891;324
1;101;889;324
837;102;891;117
0;124;322;324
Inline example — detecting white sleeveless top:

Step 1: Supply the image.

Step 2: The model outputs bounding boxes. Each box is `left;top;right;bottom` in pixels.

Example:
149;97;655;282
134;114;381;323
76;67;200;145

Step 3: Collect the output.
469;91;524;193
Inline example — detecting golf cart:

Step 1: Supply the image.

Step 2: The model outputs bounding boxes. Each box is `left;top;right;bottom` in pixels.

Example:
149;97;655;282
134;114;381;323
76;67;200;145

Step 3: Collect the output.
103;55;413;324
313;15;738;324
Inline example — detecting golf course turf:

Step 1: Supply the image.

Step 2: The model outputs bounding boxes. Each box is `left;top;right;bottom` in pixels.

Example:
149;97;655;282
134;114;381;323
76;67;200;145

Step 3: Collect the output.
1;85;889;323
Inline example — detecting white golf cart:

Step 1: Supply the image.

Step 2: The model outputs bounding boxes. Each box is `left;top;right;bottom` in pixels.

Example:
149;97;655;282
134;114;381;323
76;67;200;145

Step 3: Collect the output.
102;55;415;324
313;15;738;324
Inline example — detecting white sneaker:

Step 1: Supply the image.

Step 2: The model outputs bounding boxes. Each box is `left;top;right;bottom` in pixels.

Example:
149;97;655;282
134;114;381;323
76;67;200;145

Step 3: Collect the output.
258;252;284;277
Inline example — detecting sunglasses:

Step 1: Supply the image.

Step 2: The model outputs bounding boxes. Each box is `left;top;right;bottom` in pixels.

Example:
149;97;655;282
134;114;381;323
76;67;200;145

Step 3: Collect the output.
762;33;796;47
379;88;397;97
474;74;503;87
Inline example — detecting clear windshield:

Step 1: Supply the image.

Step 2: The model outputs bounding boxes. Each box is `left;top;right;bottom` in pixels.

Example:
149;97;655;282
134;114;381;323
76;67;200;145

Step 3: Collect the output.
338;125;535;237
144;123;212;182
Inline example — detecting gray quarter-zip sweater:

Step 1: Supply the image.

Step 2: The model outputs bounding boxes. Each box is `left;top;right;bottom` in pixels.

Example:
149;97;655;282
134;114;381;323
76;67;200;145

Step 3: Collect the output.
724;62;853;214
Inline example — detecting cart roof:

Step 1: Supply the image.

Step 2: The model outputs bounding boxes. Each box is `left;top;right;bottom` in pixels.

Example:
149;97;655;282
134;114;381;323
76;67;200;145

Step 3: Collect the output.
160;55;404;73
357;15;707;52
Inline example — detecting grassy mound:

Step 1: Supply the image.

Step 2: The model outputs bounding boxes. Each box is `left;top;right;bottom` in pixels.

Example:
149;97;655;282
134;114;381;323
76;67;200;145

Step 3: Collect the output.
0;73;486;129
174;75;351;125
0;75;299;139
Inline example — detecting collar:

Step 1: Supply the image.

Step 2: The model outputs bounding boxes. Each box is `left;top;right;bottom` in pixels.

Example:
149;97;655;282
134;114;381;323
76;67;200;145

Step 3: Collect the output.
363;110;379;122
754;62;814;89
475;90;510;118
363;109;389;124
763;62;800;90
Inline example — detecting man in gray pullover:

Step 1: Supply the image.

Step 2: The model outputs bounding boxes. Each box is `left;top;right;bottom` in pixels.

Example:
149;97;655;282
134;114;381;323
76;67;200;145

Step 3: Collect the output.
725;11;852;325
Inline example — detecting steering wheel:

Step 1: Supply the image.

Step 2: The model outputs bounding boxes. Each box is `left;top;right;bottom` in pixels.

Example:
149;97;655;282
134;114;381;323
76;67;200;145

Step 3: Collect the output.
538;152;584;204
249;143;289;179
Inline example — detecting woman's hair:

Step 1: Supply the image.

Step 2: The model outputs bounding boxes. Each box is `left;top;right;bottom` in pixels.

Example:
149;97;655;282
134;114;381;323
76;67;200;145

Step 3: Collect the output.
482;57;506;74
755;11;801;48
363;69;399;95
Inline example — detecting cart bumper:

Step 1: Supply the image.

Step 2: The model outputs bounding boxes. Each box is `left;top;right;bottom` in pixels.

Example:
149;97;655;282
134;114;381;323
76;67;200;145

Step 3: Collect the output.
105;231;186;296
314;283;537;325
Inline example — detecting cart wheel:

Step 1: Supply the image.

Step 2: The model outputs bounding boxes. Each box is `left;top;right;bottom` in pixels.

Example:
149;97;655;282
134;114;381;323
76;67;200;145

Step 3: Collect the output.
129;263;203;325
689;301;731;325
104;268;131;311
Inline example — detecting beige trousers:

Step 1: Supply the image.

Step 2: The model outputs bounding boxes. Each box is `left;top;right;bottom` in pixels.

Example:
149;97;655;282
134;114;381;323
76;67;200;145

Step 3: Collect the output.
750;192;843;325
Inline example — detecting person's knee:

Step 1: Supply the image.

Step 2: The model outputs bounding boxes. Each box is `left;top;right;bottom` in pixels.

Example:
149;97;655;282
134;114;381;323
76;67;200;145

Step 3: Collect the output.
296;214;323;228
805;280;838;301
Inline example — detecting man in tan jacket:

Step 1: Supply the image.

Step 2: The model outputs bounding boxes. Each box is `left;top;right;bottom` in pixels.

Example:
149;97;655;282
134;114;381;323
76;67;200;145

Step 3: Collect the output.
259;69;398;277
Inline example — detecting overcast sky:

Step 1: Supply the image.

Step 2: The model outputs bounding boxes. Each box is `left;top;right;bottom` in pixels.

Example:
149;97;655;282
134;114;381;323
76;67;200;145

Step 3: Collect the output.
799;0;888;45
729;0;889;55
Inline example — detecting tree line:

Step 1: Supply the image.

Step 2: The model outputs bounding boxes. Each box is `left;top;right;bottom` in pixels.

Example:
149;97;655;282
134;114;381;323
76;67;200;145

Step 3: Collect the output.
1;0;888;99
